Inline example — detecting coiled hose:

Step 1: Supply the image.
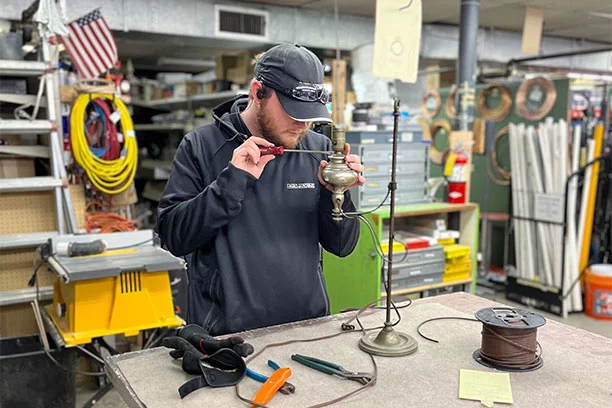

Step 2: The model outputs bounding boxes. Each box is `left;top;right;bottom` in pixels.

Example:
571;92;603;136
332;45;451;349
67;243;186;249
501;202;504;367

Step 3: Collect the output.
70;93;138;194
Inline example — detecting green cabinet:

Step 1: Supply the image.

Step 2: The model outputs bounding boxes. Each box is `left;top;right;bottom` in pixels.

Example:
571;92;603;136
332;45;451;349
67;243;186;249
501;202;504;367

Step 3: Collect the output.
323;203;479;314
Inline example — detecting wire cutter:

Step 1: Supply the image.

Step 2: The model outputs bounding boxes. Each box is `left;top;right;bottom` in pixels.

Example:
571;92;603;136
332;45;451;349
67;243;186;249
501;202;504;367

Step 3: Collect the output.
246;360;295;395
291;354;373;385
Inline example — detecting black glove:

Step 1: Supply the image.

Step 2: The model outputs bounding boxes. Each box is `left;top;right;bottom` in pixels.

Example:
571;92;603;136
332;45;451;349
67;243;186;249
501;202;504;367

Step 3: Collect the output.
176;324;254;357
162;336;206;375
162;336;247;398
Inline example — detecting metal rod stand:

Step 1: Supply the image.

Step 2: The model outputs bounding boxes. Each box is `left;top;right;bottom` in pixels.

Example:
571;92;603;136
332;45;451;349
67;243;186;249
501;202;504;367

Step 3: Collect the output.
358;99;418;357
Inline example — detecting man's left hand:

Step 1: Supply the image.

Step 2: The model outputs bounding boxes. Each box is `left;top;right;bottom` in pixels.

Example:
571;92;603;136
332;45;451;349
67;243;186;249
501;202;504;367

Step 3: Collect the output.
318;143;365;192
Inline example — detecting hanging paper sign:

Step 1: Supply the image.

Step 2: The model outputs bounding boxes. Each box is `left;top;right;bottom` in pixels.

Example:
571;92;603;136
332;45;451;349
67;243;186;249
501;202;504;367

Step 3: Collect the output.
372;0;422;83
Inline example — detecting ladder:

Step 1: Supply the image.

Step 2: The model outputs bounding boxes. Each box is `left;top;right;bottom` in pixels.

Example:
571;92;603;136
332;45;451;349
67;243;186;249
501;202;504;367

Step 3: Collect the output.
0;35;77;304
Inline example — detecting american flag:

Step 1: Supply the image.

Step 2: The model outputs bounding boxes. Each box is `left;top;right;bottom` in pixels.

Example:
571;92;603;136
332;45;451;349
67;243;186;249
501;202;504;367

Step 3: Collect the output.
59;9;118;79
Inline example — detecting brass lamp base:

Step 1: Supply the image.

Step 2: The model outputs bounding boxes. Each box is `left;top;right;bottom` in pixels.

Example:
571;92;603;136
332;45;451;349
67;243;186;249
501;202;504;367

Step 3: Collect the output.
358;326;418;357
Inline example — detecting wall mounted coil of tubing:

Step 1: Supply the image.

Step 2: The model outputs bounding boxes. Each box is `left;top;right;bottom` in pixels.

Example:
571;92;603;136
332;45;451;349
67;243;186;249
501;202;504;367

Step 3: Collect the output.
426;119;453;165
515;77;557;121
478;83;512;122
421;90;442;118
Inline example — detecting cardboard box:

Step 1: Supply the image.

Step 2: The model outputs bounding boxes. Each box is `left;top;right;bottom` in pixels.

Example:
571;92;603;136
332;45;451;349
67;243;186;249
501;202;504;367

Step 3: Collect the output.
215;55;239;81
0;158;35;178
217;52;255;85
173;81;202;98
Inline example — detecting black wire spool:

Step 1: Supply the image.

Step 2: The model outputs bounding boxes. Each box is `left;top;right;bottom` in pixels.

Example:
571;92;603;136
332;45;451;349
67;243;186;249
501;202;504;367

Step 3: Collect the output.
473;307;546;372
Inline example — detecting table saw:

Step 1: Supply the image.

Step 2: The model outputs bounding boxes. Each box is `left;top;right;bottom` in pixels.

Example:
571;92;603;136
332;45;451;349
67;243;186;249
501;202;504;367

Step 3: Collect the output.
40;230;184;347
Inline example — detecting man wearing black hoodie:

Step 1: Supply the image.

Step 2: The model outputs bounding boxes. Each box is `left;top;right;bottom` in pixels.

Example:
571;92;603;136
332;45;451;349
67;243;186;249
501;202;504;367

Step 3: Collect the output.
158;44;364;336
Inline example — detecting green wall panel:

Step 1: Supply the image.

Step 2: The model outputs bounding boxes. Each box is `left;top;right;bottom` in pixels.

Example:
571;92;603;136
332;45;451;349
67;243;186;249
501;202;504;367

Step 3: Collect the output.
429;78;570;214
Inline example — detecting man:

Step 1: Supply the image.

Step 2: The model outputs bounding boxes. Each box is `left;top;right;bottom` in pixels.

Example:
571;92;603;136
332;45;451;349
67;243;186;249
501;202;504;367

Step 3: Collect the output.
158;44;364;336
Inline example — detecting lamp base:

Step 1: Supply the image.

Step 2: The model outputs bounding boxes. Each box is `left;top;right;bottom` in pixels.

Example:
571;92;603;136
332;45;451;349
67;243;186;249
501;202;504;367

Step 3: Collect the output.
358;326;418;357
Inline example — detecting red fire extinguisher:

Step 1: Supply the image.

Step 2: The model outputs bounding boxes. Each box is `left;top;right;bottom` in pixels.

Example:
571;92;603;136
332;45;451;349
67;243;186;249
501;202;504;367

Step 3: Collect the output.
446;149;468;204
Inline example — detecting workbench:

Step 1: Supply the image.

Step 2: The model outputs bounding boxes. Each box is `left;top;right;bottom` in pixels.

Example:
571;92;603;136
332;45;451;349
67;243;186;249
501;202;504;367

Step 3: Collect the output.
106;293;612;407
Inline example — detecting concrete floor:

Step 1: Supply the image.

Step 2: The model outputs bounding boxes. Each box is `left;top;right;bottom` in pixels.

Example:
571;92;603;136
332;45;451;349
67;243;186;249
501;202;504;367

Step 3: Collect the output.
77;288;612;408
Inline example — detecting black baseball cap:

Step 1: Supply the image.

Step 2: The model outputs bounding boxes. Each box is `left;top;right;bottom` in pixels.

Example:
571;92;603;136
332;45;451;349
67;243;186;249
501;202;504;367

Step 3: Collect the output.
254;44;332;123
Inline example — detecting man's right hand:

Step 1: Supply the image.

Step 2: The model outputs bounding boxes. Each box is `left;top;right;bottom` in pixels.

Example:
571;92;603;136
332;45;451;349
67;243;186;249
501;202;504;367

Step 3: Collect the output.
231;136;276;179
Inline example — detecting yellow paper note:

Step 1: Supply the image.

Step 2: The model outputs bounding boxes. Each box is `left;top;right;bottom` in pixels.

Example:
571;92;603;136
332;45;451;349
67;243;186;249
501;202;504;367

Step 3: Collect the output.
372;0;422;83
459;369;514;404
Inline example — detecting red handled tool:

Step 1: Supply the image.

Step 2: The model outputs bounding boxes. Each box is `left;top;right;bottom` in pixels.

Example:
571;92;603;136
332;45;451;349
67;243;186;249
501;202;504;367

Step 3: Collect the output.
259;146;332;156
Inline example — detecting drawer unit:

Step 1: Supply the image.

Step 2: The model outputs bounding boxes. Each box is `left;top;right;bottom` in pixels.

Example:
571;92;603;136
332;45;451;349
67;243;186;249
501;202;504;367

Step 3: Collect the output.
356;143;428;164
346;127;423;145
384;260;445;280
362;162;426;178
388;274;444;291
392;245;445;265
359;176;426;195
352;188;427;209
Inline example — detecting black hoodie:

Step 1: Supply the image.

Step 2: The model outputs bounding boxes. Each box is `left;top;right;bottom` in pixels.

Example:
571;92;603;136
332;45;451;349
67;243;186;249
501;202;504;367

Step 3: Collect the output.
157;95;360;335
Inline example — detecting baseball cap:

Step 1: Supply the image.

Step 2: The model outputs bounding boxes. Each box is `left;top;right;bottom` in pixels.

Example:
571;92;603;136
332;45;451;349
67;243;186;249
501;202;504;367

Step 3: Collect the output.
254;44;332;123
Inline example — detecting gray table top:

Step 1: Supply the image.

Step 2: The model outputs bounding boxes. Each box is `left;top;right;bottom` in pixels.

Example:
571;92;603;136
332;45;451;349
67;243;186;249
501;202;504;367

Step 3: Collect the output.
106;293;612;408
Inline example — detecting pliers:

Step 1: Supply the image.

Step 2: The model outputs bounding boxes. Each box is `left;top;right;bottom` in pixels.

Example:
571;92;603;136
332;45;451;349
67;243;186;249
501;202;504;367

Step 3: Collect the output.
246;360;296;394
291;354;373;385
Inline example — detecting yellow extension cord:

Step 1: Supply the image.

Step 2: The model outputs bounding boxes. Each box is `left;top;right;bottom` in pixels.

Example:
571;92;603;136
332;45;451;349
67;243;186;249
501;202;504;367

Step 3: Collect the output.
70;93;138;194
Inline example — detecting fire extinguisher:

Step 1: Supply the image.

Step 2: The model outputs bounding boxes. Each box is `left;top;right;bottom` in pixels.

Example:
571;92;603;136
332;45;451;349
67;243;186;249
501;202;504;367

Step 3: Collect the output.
445;149;468;204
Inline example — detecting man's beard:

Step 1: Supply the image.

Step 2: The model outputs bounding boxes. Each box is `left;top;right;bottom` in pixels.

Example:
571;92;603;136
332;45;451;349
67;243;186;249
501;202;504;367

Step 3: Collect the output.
257;104;307;148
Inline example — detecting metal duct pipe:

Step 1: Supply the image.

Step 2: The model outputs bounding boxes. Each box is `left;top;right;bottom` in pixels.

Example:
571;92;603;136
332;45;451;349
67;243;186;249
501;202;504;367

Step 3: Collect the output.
455;0;480;131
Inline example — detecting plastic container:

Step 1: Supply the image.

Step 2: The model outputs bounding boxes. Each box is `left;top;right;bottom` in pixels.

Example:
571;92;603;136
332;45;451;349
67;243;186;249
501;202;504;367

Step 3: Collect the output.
437;238;456;246
443;244;471;262
584;264;612;320
443;259;472;282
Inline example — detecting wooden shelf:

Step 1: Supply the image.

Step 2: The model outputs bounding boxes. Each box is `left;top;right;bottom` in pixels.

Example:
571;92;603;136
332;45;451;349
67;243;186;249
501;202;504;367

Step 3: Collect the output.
131;90;246;111
381;278;473;297
373;202;479;222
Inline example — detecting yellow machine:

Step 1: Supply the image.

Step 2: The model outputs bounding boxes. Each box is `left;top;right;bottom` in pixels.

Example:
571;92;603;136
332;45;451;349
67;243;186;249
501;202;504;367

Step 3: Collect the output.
41;231;184;346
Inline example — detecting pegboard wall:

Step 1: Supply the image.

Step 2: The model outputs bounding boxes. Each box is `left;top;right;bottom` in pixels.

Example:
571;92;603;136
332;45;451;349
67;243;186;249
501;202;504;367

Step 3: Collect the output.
0;184;87;337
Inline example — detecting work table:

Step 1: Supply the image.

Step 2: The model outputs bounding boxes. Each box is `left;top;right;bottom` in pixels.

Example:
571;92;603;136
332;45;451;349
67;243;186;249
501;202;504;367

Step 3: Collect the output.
106;293;612;407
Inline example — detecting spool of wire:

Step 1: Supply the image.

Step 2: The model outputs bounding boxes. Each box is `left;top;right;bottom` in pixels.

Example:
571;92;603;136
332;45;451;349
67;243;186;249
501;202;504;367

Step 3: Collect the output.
473;307;546;372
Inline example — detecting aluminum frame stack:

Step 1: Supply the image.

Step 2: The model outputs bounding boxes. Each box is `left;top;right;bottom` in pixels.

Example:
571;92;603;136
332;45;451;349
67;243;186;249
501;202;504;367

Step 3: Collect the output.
0;34;77;306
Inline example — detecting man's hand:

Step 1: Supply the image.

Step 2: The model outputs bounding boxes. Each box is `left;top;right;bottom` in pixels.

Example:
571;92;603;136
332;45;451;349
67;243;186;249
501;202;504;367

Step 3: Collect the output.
318;142;365;192
231;136;276;179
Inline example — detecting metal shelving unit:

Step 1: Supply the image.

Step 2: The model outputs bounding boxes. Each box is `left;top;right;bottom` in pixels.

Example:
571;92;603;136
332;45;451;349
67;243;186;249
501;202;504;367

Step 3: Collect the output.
133;123;188;131
131;90;246;110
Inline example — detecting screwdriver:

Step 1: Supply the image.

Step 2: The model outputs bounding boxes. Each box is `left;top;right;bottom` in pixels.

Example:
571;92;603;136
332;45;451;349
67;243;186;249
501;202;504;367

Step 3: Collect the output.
259;146;333;156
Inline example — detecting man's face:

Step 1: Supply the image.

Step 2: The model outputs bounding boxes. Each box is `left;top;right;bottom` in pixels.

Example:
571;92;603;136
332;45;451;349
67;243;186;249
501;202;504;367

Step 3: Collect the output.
257;90;311;149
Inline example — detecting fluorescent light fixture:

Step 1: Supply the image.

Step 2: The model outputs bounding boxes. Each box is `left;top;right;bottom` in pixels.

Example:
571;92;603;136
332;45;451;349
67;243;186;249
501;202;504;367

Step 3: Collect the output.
567;72;612;81
157;57;216;68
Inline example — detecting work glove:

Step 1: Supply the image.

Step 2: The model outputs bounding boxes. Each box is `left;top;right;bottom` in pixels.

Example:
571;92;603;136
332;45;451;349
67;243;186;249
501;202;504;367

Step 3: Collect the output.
162;336;206;375
175;324;254;357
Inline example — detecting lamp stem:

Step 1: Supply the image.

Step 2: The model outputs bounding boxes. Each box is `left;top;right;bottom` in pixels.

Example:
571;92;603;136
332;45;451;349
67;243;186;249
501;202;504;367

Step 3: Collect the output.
385;99;401;325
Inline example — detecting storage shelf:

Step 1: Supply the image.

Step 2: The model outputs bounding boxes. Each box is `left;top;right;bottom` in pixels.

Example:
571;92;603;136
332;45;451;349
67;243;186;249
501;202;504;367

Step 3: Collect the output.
381;278;473;297
0;176;61;193
131;90;247;110
0;231;58;250
373;202;479;221
323;202;479;314
0;287;53;306
0;60;46;76
0;93;46;107
134;123;187;131
0;145;50;158
0;119;52;134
